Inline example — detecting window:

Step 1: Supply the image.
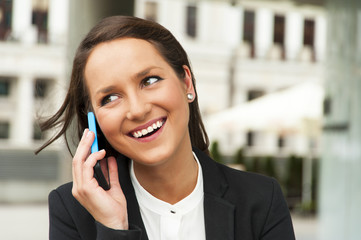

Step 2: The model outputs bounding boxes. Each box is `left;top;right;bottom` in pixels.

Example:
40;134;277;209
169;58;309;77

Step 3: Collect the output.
303;18;315;61
278;135;285;148
323;97;331;116
273;15;285;45
34;78;49;98
303;19;315;47
0;0;12;41
144;1;158;22
247;89;264;101
243;10;255;58
0;121;10;139
246;131;255;147
186;5;197;38
32;0;48;43
0;77;11;96
273;14;285;59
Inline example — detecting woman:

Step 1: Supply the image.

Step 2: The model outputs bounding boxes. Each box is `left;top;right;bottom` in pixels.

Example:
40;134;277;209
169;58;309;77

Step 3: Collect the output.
37;16;295;240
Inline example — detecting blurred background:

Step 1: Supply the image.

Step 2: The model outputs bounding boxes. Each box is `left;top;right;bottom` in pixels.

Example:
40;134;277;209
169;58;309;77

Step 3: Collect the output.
0;0;360;239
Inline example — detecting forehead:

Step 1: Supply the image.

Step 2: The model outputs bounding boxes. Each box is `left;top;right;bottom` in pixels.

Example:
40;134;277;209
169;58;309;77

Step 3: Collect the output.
86;38;164;68
84;38;171;86
83;38;177;97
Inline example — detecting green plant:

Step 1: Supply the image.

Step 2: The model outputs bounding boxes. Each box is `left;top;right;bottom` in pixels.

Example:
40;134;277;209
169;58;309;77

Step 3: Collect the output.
285;155;303;199
264;156;276;178
210;140;222;163
244;157;253;171
253;156;262;173
233;147;245;165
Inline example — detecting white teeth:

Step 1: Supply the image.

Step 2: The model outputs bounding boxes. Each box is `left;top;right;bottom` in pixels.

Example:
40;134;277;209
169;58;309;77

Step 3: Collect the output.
132;120;164;138
147;126;154;132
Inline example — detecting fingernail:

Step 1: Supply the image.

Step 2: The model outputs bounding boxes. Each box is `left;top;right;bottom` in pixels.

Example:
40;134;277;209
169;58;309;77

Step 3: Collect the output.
86;130;93;138
81;129;87;139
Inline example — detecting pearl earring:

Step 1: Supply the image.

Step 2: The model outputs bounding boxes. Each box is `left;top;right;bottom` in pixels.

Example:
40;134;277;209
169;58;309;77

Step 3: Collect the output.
187;93;194;101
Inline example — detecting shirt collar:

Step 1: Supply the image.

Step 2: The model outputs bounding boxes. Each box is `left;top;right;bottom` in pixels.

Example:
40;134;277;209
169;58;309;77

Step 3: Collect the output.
130;152;204;216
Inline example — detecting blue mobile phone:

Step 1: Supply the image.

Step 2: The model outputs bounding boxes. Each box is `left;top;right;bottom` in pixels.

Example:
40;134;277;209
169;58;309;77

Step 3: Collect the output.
87;112;110;190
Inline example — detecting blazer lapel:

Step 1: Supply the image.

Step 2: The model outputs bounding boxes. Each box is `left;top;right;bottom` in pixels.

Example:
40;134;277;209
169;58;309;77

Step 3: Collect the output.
204;194;235;240
117;155;149;240
194;148;236;240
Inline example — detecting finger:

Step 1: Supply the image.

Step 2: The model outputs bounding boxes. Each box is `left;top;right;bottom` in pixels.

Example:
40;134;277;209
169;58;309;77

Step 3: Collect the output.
73;129;93;188
72;129;87;186
71;130;86;197
108;156;120;186
107;157;126;202
82;149;106;182
74;129;94;161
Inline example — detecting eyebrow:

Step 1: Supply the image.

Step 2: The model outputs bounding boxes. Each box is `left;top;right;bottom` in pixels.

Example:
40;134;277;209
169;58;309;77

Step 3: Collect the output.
95;66;162;96
96;85;116;95
135;66;161;79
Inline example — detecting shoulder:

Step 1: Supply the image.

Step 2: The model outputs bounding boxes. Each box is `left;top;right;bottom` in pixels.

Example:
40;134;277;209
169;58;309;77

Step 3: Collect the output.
194;147;284;206
216;162;283;207
49;182;81;212
49;181;90;218
49;182;97;239
49;182;73;200
194;147;278;195
218;163;295;238
49;182;74;210
218;162;278;194
49;181;93;217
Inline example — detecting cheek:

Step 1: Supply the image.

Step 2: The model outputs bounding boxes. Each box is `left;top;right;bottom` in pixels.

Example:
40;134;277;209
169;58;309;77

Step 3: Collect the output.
159;82;188;110
96;111;122;140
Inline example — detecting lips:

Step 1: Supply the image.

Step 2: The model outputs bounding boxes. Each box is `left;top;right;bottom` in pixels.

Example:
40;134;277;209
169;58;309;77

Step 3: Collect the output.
129;117;166;139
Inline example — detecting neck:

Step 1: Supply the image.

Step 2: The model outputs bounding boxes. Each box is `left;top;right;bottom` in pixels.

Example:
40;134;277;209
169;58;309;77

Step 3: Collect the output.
133;146;198;205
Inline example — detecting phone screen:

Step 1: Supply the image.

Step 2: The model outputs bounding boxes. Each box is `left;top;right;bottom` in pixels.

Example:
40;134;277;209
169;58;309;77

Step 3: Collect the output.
87;112;110;190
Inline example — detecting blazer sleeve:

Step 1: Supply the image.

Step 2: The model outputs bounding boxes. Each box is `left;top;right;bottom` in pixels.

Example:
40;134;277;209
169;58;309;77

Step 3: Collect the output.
49;188;142;240
49;189;81;240
260;179;295;240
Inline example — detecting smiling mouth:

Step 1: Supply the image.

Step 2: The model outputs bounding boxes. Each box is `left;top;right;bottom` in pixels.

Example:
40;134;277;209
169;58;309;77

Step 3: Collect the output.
130;118;166;139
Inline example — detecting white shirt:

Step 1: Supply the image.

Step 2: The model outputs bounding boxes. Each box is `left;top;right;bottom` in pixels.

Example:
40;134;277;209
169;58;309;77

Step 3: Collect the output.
130;152;205;240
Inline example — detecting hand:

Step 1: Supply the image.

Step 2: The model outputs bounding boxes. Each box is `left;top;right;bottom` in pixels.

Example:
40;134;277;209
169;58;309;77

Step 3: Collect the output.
72;129;128;230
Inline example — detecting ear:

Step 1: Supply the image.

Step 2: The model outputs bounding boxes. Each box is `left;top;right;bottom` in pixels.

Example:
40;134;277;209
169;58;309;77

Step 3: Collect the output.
183;65;196;102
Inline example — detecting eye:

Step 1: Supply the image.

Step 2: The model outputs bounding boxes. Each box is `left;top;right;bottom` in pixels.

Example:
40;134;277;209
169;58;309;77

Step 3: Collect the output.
142;76;162;87
101;94;119;106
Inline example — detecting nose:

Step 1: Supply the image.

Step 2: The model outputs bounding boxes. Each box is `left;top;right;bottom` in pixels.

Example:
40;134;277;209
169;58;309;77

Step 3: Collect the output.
125;94;152;121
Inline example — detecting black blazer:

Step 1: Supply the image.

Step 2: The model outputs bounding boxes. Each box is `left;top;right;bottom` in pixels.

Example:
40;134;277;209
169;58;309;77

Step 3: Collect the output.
49;148;295;240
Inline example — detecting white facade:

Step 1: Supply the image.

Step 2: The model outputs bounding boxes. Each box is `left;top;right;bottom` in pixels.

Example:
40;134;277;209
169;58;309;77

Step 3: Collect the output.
0;0;69;147
0;0;70;202
0;0;326;202
135;0;326;157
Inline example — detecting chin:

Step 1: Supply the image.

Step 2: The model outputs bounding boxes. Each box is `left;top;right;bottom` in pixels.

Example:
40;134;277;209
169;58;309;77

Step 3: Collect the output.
131;145;177;167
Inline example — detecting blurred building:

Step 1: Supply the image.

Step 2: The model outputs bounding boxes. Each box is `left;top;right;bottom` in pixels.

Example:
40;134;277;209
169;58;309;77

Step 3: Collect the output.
135;0;326;158
0;0;69;202
0;0;326;201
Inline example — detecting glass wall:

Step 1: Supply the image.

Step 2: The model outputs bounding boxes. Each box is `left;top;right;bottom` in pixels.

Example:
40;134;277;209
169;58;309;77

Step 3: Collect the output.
319;0;361;239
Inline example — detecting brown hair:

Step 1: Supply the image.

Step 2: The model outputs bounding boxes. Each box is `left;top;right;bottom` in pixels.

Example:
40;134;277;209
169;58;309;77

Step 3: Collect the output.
36;16;209;156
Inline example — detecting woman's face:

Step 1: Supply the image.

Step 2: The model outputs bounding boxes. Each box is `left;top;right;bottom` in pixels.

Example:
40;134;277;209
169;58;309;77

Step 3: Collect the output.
84;38;195;166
